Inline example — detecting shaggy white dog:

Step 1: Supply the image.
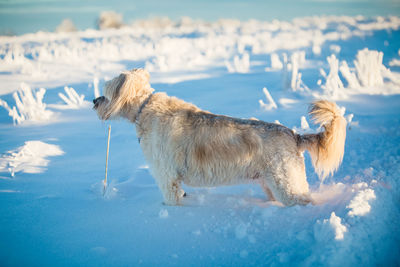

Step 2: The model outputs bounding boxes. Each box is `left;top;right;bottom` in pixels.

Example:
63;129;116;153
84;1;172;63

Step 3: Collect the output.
93;69;346;206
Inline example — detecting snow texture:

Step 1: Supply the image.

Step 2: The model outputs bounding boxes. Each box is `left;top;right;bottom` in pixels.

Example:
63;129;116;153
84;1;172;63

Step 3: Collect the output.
347;188;376;217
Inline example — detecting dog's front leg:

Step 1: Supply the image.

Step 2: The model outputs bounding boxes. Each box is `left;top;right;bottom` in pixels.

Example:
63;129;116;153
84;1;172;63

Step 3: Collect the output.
157;178;184;206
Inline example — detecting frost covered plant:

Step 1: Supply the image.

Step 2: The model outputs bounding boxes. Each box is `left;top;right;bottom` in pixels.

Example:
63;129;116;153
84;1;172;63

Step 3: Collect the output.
57;86;91;109
320;54;347;99
320;49;399;99
0;83;53;125
226;53;250;73
282;51;309;92
266;53;283;70
354;48;384;87
259;87;277;111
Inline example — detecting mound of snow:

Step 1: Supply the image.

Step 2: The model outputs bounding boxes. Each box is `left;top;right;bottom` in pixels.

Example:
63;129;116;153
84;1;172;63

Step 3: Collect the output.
347;188;376;217
0;141;64;177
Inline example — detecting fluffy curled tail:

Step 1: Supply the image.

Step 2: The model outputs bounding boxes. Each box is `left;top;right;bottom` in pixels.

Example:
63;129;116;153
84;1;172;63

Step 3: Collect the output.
298;100;347;180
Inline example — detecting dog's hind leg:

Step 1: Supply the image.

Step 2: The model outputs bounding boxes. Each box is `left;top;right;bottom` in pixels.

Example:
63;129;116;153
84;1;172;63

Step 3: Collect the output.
260;179;276;201
262;157;312;206
263;176;312;206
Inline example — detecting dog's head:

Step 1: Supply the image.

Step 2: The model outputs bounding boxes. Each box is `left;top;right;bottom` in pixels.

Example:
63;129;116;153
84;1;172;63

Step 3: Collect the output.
93;68;153;120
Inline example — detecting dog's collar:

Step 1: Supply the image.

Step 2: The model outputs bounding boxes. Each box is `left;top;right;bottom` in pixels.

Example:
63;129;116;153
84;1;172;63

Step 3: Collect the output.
136;93;153;123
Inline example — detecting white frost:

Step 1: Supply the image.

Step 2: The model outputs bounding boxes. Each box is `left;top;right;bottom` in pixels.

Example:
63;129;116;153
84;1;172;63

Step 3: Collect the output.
323;212;347;241
0;83;53;125
0;141;64;177
347;188;376;217
51;86;91;109
226;53;250;73
259;87;277;111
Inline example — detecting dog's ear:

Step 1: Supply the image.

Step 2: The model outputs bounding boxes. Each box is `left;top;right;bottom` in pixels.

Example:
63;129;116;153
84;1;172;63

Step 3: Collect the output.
133;68;150;88
103;69;153;119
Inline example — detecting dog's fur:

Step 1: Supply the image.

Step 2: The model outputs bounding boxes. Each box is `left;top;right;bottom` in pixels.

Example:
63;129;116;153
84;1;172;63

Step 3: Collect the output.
93;69;346;206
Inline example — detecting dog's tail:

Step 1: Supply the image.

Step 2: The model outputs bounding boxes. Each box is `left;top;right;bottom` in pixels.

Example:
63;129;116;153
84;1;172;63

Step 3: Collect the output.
298;100;347;180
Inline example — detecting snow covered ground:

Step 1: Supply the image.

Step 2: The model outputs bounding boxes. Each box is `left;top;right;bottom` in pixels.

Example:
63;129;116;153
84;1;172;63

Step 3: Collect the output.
0;15;399;266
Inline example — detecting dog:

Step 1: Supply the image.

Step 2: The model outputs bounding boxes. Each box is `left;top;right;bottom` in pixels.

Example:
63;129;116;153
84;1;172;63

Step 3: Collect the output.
93;68;346;206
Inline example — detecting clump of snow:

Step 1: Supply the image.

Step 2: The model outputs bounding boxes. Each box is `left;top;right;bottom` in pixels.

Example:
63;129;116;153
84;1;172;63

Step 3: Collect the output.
50;86;91;109
328;212;347;240
159;209;169;219
97;11;124;30
0;141;64;177
0;83;53;125
347;188;376;217
316;212;347;241
226;53;250;73
259;87;277;111
56;19;77;33
320;54;346;99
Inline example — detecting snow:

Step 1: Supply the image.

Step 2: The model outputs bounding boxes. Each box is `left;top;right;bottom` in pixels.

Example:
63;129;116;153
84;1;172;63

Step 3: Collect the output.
259;87;277;111
347;188;376;217
324;212;348;241
0;141;64;177
50;86;91;110
0;13;399;267
159;209;169;219
0;83;53;125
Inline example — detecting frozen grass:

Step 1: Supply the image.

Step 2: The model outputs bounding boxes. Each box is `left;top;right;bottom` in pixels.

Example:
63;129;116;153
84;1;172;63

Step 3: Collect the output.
225;53;250;73
318;49;400;99
0;83;53;125
1;16;400;94
51;86;91;109
259;87;277;111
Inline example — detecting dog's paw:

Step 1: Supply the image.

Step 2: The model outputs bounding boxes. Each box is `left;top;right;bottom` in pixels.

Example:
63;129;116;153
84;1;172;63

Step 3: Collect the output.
178;189;186;198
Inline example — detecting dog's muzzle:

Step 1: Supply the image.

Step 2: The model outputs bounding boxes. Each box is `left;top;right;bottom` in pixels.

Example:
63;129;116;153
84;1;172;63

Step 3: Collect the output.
93;96;105;107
